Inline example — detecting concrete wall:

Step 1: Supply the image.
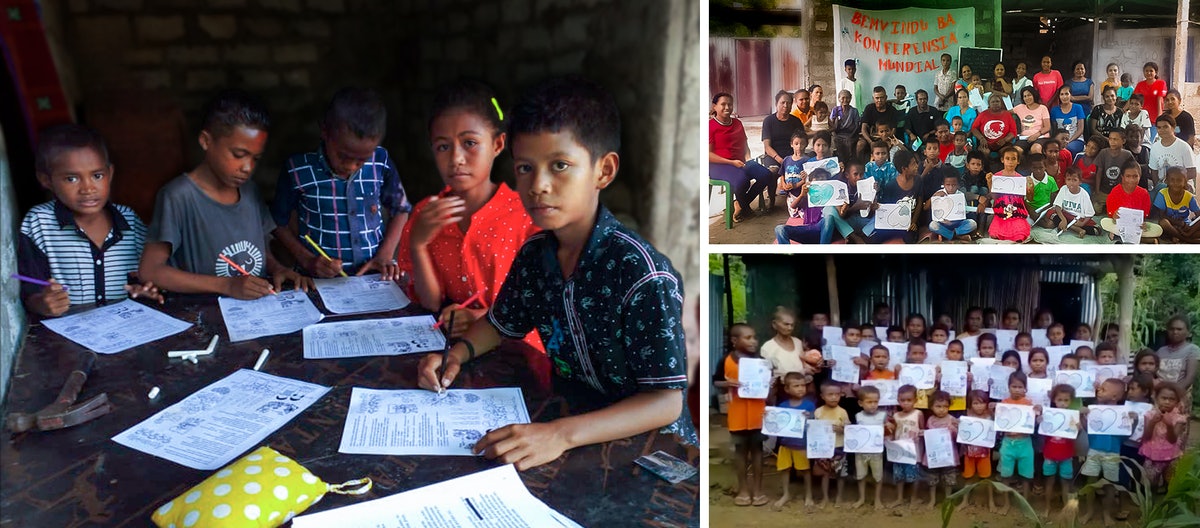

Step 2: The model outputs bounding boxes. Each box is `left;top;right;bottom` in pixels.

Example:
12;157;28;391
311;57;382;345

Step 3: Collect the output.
1;124;27;404
1059;24;1200;112
41;0;700;287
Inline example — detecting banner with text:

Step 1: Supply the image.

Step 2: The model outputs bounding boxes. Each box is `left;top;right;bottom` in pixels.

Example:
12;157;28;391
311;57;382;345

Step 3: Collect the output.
833;5;975;104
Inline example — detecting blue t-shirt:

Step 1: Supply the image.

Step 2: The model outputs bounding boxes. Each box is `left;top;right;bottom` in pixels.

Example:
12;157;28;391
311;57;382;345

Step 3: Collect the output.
781;155;809;195
1070;78;1094;114
1088;432;1123;453
1152;189;1200;221
774;397;818;449
945;105;978;131
1049;104;1087;139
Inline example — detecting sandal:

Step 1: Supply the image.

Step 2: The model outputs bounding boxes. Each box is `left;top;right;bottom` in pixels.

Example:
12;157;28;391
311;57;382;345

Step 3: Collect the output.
1115;510;1130;521
752;495;770;507
734;495;752;506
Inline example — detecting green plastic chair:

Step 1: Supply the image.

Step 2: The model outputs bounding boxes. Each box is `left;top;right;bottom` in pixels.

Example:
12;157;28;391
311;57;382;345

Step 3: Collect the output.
709;179;733;229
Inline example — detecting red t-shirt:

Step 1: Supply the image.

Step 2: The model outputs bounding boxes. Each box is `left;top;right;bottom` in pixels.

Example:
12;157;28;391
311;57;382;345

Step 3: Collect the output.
1044;435;1075;461
938;141;955;161
972;110;1018;149
1106;184;1152;218
1072;154;1097;186
1034;70;1064;107
709;117;747;161
1133;79;1168;123
1050;149;1072;186
396;184;543;352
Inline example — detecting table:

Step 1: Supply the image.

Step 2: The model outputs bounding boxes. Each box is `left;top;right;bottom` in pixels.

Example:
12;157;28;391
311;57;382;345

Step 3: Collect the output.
1;293;699;527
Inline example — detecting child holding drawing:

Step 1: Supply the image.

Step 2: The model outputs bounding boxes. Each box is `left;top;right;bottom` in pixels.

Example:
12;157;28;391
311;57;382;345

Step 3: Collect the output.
772;372;818;510
717;323;767;506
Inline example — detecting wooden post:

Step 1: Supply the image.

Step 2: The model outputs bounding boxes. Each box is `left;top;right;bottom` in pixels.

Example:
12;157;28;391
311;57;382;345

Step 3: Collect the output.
826;255;840;326
1116;255;1136;364
723;254;734;325
1174;0;1189;91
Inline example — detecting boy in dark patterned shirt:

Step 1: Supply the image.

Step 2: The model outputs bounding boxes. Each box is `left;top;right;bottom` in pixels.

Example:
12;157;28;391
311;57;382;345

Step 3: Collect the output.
418;77;693;470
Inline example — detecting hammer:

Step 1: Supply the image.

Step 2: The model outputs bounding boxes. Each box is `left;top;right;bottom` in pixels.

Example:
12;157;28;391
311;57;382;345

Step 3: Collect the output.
6;351;113;433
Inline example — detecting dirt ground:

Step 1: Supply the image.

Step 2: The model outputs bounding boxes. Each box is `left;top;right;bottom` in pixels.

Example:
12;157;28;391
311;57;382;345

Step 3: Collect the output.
708;410;1200;528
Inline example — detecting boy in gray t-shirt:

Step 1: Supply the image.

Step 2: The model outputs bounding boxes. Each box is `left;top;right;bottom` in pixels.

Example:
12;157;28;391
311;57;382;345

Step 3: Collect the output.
140;91;311;300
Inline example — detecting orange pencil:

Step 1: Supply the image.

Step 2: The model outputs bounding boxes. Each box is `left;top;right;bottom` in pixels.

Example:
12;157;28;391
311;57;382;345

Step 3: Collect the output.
219;254;275;295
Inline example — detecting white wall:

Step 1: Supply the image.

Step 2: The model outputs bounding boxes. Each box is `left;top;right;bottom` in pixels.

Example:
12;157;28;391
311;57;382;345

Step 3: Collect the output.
0;123;28;404
1062;24;1200;111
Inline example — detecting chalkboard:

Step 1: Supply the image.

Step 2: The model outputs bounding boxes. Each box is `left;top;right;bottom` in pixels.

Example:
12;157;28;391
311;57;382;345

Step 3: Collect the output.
959;47;1003;79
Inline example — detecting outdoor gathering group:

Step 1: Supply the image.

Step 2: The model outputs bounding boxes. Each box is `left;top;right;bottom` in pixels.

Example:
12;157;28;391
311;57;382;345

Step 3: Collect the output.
709;54;1200;244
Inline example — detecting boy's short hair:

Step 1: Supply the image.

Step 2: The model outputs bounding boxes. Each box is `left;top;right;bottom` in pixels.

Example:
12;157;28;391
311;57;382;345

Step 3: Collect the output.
1128;373;1154;395
790;129;808;142
844;59;856;67
897;384;917;397
811;130;832;145
1027;153;1046;164
953;131;969;140
886;325;903;336
931;391;951;405
965;150;986;165
841;323;860;335
1101;377;1126;397
907;338;926;350
1095;342;1118;357
950;116;964;123
1051;383;1076;400
509;76;620;162
870;344;889;356
35;124;110;175
998;146;1021;159
1065;166;1083;179
325;86;387;139
892;149;916;169
820;382;842;393
428;79;502;134
871;140;889;152
201;89;271;137
783;371;813;385
1120;159;1141;175
1060;353;1077;364
934;119;950;129
812;101;829;113
1127;93;1144;104
1155;114;1176;128
1043;137;1062;149
857;385;881;400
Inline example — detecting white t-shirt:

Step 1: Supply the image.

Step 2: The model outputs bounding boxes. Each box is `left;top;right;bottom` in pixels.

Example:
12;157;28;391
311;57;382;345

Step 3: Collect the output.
1053;186;1096;217
1149;137;1197;175
760;336;810;377
1119;109;1151;130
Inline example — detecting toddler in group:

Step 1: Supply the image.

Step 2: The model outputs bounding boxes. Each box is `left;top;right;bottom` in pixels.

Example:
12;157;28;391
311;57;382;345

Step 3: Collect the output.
961;391;996;511
1040;384;1080;514
887;384;925;509
987;147;1032;242
1050;167;1098;237
772;372;818;510
1139;383;1186;491
924;391;959;507
814;383;850;508
1080;379;1133;525
997;371;1035;515
853;385;888;510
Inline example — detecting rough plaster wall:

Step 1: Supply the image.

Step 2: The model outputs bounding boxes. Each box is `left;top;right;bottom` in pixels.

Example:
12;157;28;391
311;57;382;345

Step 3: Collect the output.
1061;24;1200;112
1;124;27;405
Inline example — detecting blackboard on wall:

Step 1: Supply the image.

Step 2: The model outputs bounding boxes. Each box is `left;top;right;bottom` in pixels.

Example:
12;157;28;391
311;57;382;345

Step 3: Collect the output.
959;47;1003;79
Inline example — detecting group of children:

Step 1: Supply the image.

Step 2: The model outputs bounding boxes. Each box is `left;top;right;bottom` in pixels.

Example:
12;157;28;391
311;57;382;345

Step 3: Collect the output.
769;58;1198;244
720;307;1194;525
18;77;696;469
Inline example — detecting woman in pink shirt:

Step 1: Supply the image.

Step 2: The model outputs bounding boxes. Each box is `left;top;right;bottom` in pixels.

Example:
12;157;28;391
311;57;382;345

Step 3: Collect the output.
1013;86;1050;153
1033;56;1064;110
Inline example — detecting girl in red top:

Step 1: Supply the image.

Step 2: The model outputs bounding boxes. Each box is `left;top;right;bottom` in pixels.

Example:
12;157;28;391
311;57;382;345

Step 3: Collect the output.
1033;56;1064;112
1133;62;1168;140
397;80;542;352
710;93;771;221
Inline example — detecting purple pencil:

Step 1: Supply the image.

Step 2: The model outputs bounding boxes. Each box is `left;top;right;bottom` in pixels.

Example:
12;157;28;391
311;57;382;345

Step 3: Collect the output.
10;273;68;291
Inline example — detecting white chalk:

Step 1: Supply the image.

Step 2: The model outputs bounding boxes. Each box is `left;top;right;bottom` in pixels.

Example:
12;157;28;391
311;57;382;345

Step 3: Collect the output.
205;335;219;353
253;349;270;371
148;387;160;399
187;355;198;364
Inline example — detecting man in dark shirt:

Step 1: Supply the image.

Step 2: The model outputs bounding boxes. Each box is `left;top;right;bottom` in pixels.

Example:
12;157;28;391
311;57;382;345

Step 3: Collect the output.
906;90;943;147
859;86;901;160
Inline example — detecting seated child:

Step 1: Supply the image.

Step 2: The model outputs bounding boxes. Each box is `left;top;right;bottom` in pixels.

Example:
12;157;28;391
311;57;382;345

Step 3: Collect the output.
396;80;542;349
774;168;829;245
140;90;309;299
867;149;921;243
918;137;942;177
1119;93;1151;132
18;124;161;317
961;151;989;221
864;141;898;187
933;120;955;161
1072;135;1103;194
945;131;969;171
1101;160;1163;243
808;101;831;134
927;166;977;241
821;158;871;244
1116;73;1135;104
876;122;905;159
1049;167;1100;238
1042;138;1070;186
986;147;1033;242
1026;153;1059;226
416;77;695;470
777;129;809;197
1125;124;1149;165
1093;130;1137;213
1151;166;1200;243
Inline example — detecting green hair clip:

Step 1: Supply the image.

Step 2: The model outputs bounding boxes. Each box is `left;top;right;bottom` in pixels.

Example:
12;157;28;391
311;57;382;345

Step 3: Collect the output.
491;97;504;121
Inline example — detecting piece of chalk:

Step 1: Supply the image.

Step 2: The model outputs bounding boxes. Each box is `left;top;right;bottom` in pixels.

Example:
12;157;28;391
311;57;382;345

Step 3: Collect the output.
187;355;198;364
148;387;160;399
253;349;270;371
206;335;219;353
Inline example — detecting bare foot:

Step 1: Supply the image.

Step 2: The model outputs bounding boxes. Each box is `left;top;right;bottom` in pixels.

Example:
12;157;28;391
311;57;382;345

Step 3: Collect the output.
875;502;885;511
1079;511;1093;525
818;500;828;510
851;500;865;509
804;497;815;508
998;505;1010;516
928;499;937;509
1103;513;1114;527
771;496;789;511
988;504;999;514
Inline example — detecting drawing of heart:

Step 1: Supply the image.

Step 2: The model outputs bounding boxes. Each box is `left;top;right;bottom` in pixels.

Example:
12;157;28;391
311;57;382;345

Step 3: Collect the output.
1060;372;1083;387
997;408;1020;429
809;184;834;205
960;421;984;442
763;409;785;432
1092;407;1118;431
932;197;952;220
1043;411;1067;432
846;434;861;450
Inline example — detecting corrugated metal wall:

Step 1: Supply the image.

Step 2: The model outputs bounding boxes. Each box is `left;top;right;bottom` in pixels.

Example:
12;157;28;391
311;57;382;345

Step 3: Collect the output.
710;37;808;116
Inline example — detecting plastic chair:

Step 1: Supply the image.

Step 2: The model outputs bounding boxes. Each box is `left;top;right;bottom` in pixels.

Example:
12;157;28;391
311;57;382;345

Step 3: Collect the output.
709;179;733;229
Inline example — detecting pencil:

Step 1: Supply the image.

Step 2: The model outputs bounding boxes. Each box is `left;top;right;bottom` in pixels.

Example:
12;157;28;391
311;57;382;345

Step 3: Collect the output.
219;254;275;295
10;273;69;291
302;234;348;277
436;314;454;394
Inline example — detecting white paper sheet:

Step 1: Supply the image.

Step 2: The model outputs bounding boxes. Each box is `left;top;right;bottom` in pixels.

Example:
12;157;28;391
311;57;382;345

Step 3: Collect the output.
302;315;447;359
112;369;329;470
1080;359;1099;370
808;180;850;207
989;365;1017;400
861;380;899;406
969;358;995;391
957;416;996;448
899;363;937;389
830;345;862;384
1070;340;1095;354
874;203;913;230
338;387;530;456
41;299;191;354
806;420;836;459
218;290;324;342
1115;207;1144;244
313;274;411;314
822;326;845;349
803;156;841;177
924;428;957;468
1030;328;1050;348
1017;350;1033;374
1087;404;1135;436
1087;364;1126;386
1055;369;1097;398
940;361;969;396
1027;377;1054;408
993;403;1036;434
991;175;1027;195
881;341;908;369
924;342;948;364
884;438;920;465
960;336;979;359
1126;401;1155;442
1038;407;1080;439
763;406;808;439
991;329;1018;353
858;177;878;203
931;193;967;222
737;357;772;399
1046;345;1074;373
874;326;889;341
292;464;579;528
843;424;884;453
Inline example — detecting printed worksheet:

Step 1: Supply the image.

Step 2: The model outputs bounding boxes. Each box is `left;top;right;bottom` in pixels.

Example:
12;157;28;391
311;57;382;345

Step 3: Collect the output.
1115;207;1144;244
303;316;446;359
338;387;530;456
292;465;581;528
313;274;411;315
218;290;324;342
41;299;192;354
829;345;862;384
112;369;330;470
737;357;772;399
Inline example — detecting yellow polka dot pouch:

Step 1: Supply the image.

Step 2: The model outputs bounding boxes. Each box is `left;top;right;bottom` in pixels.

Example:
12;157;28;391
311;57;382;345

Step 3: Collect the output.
151;446;371;528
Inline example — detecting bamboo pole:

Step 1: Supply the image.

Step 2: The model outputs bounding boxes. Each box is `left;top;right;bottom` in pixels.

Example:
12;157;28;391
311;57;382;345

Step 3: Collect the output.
826;255;840;326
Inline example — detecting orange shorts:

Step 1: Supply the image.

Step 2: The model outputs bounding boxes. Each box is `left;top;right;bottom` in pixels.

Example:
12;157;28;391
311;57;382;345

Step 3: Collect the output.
962;454;992;479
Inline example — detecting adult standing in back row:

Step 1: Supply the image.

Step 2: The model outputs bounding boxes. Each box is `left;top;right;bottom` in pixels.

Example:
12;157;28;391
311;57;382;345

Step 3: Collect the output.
1134;62;1168;140
1033;56;1064;112
1156;315;1198;446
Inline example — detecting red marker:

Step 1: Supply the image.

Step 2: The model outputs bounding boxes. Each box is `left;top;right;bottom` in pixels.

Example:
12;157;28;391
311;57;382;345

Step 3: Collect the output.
432;291;487;329
219;254;275;295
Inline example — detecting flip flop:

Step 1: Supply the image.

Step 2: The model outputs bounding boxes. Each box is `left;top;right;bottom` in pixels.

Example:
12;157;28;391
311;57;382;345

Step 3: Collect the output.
735;496;752;506
1115;510;1130;521
753;495;770;507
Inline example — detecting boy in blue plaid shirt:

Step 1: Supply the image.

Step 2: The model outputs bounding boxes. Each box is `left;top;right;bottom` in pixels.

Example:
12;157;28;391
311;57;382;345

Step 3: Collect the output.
273;87;411;279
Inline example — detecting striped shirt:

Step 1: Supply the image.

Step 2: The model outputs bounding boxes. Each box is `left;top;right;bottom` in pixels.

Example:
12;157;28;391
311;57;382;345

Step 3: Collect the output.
272;145;411;271
488;206;695;444
18;200;145;306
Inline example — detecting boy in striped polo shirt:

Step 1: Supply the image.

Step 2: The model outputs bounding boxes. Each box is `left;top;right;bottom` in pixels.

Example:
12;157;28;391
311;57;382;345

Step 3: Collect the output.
416;77;694;470
18;124;161;317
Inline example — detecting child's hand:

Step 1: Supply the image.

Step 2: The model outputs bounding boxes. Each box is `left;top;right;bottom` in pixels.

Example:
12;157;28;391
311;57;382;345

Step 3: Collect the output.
29;279;70;317
833;423;844;433
357;254;401;281
1033;405;1043;416
304;253;345;278
437;304;485;339
473;422;570;471
225;275;275;300
851;356;869;368
124;281;164;305
274;268;313;293
731;159;746;168
409;196;466;249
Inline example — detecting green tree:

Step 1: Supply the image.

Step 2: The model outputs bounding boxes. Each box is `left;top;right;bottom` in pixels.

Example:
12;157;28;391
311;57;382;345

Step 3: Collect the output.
1099;254;1200;351
709;254;748;323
